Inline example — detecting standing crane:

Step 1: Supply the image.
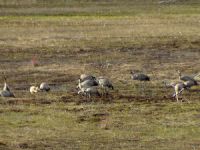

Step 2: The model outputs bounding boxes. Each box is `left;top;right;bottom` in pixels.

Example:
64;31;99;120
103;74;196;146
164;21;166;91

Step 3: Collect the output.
0;76;15;97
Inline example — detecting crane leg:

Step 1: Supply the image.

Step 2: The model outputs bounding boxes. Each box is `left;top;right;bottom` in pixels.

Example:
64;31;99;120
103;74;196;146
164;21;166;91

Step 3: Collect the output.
105;88;108;97
88;93;91;101
176;93;179;102
173;88;184;102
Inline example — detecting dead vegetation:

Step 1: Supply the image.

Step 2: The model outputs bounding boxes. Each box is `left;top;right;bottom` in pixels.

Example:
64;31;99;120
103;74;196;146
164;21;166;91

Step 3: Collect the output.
0;0;199;149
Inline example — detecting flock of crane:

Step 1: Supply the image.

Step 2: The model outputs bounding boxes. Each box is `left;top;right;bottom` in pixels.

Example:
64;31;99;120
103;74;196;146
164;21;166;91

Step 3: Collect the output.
0;70;199;102
77;74;114;99
164;71;199;101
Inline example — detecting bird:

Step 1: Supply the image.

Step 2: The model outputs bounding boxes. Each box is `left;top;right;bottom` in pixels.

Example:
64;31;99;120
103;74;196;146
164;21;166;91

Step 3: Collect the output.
39;82;50;92
78;86;100;99
130;71;150;81
0;90;15;97
172;82;187;102
78;89;84;96
97;76;114;95
183;80;197;89
163;80;177;88
30;86;40;94
0;77;15;97
80;74;96;82
3;81;10;91
77;79;99;90
178;70;198;85
170;80;196;102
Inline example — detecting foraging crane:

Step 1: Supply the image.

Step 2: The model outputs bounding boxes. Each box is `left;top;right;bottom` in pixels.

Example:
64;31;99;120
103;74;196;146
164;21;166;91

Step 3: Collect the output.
77;79;99;90
170;80;197;102
30;86;40;94
172;82;187;102
178;70;198;85
131;71;150;81
80;74;96;82
39;82;50;92
78;86;100;99
163;80;177;88
164;79;196;102
0;77;15;97
183;80;197;89
2;76;11;91
0;90;15;97
97;76;114;95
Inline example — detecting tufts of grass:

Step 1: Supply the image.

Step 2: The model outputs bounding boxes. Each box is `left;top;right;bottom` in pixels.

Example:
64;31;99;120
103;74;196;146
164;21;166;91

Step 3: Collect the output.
0;1;199;149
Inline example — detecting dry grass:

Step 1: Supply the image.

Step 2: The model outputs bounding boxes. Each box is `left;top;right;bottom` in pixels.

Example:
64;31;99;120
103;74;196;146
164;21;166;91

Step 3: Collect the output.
0;0;200;149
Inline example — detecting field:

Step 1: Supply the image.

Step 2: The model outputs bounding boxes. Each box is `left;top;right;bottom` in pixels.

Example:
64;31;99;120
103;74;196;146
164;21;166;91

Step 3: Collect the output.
0;0;200;149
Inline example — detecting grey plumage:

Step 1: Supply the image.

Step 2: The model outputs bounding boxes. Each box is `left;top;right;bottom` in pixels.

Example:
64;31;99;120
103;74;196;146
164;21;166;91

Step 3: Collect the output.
97;77;114;90
80;74;96;82
163;81;177;88
78;87;100;99
184;80;197;89
0;90;15;97
169;80;196;102
77;75;113;97
40;82;50;92
0;82;15;98
178;70;198;85
77;79;99;90
97;76;114;96
131;71;150;81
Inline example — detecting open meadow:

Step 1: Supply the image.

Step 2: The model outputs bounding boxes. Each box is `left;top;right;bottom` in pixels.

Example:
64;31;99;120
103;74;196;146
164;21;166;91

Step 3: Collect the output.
0;0;200;149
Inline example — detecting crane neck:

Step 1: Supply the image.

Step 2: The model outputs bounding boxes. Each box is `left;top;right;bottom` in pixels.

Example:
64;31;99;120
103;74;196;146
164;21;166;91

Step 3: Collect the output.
3;82;10;91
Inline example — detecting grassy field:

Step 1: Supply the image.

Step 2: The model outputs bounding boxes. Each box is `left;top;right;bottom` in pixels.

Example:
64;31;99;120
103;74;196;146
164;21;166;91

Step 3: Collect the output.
0;0;200;149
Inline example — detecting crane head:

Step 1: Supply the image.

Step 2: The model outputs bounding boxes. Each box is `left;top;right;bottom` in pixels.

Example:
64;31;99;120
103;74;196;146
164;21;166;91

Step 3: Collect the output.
130;70;135;74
